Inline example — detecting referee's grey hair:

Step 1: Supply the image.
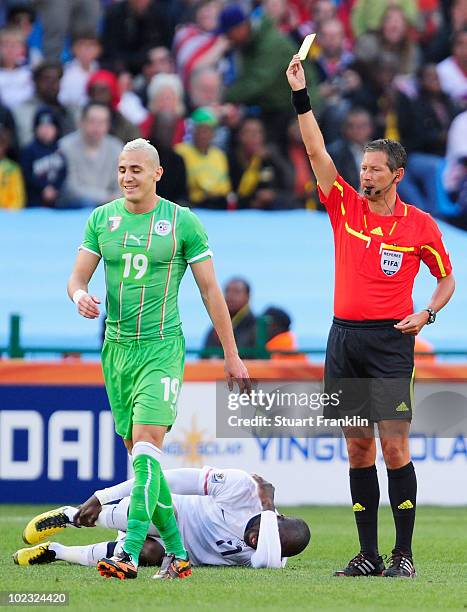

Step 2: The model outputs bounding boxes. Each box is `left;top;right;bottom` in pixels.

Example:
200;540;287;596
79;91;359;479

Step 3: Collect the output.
122;138;160;167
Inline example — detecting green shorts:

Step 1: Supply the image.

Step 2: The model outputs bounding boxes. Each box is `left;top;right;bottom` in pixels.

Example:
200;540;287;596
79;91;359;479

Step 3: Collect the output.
101;335;185;439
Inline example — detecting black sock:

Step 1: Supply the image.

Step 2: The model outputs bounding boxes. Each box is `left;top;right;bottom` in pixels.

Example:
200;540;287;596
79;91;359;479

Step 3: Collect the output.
349;465;380;558
387;462;417;556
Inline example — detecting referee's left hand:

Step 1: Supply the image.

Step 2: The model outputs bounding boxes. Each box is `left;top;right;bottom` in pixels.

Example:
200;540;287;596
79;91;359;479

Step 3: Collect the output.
224;354;252;395
394;311;430;335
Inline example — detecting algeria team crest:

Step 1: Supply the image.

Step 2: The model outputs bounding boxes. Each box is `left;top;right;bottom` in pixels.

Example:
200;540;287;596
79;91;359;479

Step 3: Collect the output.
380;249;403;276
155;220;172;236
108;216;122;232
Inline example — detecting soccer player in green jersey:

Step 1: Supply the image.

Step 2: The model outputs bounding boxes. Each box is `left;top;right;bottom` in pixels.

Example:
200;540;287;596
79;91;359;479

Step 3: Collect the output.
67;138;251;581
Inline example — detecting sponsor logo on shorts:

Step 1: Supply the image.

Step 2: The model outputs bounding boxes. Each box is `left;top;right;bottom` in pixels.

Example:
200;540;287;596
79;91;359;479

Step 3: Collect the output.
155;220;172;236
396;402;409;412
108;216;122;231
211;471;226;483
381;249;403;276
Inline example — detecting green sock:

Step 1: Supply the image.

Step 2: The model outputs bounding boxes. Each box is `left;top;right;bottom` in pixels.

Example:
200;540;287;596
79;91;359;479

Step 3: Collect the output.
152;471;188;560
124;453;161;565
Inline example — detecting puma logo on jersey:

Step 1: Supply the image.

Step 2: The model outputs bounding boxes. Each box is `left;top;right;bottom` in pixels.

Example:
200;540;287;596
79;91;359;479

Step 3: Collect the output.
353;503;366;512
396;402;409;412
398;500;414;510
128;234;145;246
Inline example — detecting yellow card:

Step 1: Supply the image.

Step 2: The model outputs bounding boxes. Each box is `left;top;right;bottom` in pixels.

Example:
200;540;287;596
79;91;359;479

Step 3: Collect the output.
298;33;316;61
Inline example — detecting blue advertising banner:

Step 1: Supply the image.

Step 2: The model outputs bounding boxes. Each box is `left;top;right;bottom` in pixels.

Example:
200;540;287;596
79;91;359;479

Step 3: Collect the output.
0;386;129;504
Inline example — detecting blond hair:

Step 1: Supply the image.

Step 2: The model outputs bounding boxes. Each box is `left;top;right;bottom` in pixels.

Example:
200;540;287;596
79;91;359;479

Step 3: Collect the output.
122;138;160;167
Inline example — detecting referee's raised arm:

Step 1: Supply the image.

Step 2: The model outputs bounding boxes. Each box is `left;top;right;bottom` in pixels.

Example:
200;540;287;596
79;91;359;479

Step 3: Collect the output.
286;54;337;197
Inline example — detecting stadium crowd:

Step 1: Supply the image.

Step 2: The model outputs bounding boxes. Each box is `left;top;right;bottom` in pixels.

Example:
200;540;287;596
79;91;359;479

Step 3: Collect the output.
0;0;466;226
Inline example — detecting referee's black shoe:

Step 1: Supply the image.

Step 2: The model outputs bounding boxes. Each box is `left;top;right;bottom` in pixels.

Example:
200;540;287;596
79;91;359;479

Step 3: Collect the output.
382;550;416;578
334;552;385;577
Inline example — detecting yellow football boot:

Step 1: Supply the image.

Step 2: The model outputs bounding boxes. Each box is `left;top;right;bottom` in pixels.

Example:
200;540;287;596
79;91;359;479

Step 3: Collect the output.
13;542;56;566
22;507;71;545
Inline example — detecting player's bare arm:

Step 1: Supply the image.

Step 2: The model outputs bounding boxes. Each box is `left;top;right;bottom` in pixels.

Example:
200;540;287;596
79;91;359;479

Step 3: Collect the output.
286;54;337;197
67;249;101;319
190;258;251;394
395;274;456;335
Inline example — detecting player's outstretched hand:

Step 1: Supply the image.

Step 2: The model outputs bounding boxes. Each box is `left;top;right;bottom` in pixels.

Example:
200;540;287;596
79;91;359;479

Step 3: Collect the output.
394;311;429;335
77;293;101;319
224;354;252;395
252;474;275;511
286;54;306;91
73;494;102;527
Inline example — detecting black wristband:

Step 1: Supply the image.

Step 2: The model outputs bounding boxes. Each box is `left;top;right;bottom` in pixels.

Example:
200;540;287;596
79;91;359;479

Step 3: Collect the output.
291;87;311;114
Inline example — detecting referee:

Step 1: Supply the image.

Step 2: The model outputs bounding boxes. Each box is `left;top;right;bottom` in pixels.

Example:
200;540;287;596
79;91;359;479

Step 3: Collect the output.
286;55;455;578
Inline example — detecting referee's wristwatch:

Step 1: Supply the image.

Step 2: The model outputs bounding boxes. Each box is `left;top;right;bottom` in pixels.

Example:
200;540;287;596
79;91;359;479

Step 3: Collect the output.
424;308;436;325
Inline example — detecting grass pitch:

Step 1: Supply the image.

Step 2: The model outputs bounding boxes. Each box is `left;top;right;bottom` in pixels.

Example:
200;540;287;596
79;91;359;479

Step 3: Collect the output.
1;505;466;611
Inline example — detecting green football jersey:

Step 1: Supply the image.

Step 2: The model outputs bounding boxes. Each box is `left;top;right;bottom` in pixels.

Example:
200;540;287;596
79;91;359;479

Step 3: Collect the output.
80;197;212;342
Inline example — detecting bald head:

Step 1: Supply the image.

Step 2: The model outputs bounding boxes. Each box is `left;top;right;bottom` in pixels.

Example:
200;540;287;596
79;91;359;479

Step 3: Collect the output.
278;517;311;557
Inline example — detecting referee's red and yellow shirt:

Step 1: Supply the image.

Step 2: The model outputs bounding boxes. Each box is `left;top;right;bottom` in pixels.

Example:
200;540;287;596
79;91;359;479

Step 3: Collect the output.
318;174;452;321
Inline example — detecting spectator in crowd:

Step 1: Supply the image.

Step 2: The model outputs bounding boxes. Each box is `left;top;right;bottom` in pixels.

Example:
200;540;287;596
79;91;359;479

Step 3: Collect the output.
59;102;121;208
444;110;467;196
175;107;231;209
147;113;187;203
6;3;42;67
0;100;19;159
354;6;421;77
0;26;33;109
0;126;25;209
116;71;149;126
219;3;320;146
204;277;256;351
306;0;338;49
436;28;467;106
140;72;185;143
59;32;101;108
328;108;374;191
313;18;354;91
20;107;66;207
13;61;76;146
261;0;307;46
33;0;101;62
397;63;459;215
351;0;419;38
186;66;236;151
188;65;223;111
100;0;172;75
402;64;459;156
133;46;175;107
310;17;362;142
424;0;467;63
228;116;293;209
286;118;317;208
350;54;403;141
264;306;306;361
87;70;141;143
173;0;228;87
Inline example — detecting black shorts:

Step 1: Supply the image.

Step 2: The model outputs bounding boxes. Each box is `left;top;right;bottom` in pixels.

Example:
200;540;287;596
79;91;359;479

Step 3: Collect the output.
324;317;415;423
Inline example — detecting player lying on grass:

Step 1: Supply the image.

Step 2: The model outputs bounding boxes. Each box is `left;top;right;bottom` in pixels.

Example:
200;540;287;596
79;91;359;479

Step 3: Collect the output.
15;468;310;571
